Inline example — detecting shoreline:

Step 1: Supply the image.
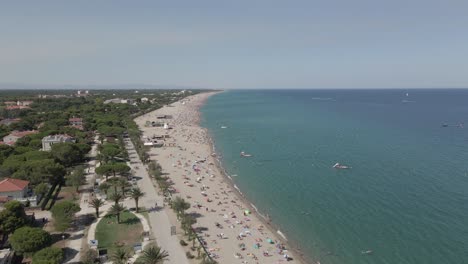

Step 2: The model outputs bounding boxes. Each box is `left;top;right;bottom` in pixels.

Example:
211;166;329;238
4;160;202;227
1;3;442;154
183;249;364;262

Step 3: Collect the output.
135;91;308;264
205;129;309;263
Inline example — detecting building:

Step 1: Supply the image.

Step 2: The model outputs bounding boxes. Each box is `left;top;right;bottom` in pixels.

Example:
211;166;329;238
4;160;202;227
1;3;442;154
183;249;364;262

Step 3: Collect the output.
0;118;21;126
2;130;38;145
76;90;90;97
69;117;84;130
3;100;33;107
0;178;29;200
103;98;135;104
3;101;16;106
5;105;30;110
41;134;76;151
0;178;38;207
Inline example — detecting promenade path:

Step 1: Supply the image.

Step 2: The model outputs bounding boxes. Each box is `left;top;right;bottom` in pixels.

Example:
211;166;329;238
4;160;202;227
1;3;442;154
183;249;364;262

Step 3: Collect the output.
65;137;100;263
124;137;190;264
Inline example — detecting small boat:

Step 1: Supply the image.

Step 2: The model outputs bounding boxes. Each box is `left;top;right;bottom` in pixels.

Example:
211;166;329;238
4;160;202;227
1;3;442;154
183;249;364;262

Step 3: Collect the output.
442;123;449;127
221;126;227;129
361;250;373;255
240;151;252;157
333;163;351;169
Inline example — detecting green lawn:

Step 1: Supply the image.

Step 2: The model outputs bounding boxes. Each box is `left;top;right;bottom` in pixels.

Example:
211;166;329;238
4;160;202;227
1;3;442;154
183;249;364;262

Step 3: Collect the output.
95;211;143;253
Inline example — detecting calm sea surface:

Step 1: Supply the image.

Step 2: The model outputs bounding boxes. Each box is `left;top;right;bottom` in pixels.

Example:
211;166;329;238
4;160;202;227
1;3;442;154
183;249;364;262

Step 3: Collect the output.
200;89;468;264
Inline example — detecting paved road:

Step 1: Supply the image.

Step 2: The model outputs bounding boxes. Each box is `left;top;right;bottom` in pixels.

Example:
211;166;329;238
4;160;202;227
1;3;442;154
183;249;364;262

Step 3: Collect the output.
124;138;190;264
65;137;100;263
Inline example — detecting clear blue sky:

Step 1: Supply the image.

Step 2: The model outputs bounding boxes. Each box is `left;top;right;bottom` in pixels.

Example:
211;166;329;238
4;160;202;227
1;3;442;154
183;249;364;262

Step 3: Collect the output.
1;0;467;89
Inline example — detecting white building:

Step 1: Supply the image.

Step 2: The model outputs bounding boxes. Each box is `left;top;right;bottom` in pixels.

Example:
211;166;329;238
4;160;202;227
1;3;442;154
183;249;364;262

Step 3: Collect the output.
41;134;76;151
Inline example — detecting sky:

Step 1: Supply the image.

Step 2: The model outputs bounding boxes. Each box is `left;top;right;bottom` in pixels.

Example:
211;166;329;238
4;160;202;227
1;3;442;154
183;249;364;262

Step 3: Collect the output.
0;0;467;89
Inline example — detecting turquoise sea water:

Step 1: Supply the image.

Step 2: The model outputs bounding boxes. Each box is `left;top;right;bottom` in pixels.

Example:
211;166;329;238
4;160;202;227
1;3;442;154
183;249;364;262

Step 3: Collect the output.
200;89;468;264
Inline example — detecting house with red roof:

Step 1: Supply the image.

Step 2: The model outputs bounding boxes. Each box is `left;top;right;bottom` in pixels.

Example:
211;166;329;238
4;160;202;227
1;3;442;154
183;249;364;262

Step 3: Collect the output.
0;178;38;206
0;178;29;200
69;117;84;130
2;130;38;145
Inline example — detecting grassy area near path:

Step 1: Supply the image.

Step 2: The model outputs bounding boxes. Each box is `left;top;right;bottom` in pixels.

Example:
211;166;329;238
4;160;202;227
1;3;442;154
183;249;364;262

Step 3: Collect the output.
95;210;143;253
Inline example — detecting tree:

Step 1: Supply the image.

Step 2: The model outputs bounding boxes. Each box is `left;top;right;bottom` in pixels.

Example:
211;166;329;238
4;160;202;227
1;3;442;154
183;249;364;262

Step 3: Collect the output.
109;192;123;205
171;196;190;218
50;201;80;232
51;143;83;167
95;164;112;181
98;182;110;195
98;125;125;138
6;158;65;185
109;203;125;224
181;214;197;235
34;183;49;198
0;200;29;235
112;162;131;177
96;162;130;180
100;143;122;163
10;227;51;256
89;198;105;218
130;187;145;213
110;246;131;264
137;245;169;264
66;166;86;192
32;247;63;264
117;177;132;195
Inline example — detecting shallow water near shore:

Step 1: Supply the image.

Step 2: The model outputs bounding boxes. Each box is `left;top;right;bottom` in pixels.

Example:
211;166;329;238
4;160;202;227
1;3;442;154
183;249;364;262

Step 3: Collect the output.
200;89;468;264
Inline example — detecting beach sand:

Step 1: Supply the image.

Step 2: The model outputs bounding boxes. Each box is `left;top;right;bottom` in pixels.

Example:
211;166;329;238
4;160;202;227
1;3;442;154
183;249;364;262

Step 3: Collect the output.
135;92;304;264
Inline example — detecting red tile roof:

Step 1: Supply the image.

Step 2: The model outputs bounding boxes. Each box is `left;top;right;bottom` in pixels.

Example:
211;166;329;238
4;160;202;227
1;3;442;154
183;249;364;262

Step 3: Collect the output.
0;178;29;192
5;105;30;110
9;130;38;138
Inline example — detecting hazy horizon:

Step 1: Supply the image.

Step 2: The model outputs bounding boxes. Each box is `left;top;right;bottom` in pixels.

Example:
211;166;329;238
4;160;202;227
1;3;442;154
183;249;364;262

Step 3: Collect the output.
1;1;468;89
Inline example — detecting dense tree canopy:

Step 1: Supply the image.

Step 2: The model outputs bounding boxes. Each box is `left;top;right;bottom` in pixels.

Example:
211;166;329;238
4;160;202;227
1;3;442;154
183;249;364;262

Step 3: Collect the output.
32;247;64;264
66;166;86;191
95;162;130;180
51;143;90;167
51;201;81;232
0;201;29;235
10;227;51;256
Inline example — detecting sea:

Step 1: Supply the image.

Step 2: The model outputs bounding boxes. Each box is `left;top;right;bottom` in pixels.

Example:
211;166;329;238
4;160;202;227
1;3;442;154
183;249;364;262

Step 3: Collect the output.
200;89;468;264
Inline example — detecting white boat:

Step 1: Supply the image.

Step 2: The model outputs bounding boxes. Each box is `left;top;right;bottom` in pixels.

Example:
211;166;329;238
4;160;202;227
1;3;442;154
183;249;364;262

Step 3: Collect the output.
221;126;227;129
333;163;351;169
240;151;252;157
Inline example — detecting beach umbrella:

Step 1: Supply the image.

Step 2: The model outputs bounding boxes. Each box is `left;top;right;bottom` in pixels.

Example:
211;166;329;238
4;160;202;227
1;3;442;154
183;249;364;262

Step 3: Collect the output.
244;210;251;215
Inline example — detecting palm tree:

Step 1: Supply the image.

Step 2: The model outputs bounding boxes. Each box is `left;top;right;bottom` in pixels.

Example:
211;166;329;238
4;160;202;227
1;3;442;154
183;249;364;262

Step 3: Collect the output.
139;245;169;264
98;182;110;196
88;198;105;218
109;203;126;224
108;177;120;193
118;177;132;195
171;196;190;219
181;214;197;235
110;246;130;264
109;192;123;205
130;187;145;213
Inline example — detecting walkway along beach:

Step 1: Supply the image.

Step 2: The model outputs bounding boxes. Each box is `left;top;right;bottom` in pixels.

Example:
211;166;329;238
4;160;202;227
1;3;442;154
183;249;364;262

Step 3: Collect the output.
135;92;305;264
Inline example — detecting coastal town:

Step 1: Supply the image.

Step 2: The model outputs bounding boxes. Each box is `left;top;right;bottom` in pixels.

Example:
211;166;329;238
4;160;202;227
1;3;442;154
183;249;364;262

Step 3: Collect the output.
0;89;300;264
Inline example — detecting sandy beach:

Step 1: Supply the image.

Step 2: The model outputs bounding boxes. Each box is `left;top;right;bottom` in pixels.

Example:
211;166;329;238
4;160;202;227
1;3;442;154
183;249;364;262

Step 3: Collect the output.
135;92;304;264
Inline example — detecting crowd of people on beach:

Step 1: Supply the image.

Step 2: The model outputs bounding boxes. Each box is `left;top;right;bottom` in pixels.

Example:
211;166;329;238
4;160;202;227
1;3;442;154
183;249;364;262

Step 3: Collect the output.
137;93;298;263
